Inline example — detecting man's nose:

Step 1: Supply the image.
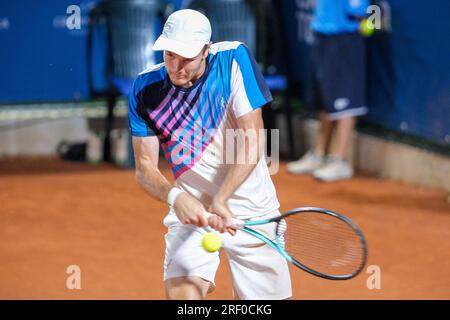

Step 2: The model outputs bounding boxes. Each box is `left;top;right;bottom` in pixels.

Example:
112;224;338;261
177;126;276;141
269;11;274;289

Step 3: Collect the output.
173;60;184;72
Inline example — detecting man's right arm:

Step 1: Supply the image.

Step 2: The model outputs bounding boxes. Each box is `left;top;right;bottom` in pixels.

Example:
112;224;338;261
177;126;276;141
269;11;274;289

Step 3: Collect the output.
133;135;172;202
132;136;209;228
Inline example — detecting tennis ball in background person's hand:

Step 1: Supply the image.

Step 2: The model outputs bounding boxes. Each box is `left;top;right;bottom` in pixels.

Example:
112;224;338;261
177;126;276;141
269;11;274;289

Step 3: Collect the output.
202;232;222;252
359;19;375;37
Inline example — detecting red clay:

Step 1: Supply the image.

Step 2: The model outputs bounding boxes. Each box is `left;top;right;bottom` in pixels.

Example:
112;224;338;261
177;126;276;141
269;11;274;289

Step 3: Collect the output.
0;157;449;299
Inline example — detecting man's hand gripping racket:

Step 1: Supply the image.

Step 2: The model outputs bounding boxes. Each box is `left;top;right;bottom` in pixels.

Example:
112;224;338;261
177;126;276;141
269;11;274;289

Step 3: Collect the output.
206;207;367;280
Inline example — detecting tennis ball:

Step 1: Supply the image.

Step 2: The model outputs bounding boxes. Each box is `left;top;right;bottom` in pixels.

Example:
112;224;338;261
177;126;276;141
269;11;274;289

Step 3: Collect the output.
360;19;375;37
202;232;222;252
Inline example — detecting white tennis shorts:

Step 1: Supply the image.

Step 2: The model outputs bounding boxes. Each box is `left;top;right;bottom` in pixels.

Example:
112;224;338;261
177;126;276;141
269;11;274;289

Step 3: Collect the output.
163;210;292;300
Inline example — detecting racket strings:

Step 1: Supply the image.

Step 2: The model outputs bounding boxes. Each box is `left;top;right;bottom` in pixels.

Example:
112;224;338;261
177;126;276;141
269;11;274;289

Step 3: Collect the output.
278;212;365;277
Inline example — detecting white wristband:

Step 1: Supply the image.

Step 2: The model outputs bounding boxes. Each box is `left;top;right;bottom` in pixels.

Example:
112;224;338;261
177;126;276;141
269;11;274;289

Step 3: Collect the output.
167;187;185;207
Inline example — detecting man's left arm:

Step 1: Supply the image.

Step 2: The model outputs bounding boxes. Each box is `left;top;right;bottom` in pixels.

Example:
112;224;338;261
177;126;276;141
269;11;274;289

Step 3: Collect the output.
208;108;265;233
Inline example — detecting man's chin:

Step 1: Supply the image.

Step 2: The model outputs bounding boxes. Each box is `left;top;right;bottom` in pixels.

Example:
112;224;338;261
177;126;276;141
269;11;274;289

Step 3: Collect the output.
171;77;188;87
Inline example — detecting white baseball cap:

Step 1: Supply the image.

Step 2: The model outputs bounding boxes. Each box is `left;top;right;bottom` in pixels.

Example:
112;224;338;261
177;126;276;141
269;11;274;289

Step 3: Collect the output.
152;9;212;59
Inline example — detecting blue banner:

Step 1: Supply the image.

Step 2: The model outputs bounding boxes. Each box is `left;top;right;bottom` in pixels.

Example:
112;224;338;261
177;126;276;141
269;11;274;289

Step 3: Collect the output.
367;0;450;144
0;0;173;103
0;0;98;103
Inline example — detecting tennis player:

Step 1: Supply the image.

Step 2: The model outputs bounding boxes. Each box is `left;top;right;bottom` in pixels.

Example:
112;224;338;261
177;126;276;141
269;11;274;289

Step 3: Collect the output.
129;9;291;300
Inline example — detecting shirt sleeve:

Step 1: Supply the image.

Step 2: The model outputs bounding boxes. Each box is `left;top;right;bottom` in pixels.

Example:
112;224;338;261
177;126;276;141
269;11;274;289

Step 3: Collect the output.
230;43;273;118
346;0;369;18
128;78;157;137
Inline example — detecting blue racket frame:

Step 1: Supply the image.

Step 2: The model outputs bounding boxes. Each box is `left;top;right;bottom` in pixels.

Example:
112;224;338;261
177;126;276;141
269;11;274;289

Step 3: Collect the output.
239;207;368;280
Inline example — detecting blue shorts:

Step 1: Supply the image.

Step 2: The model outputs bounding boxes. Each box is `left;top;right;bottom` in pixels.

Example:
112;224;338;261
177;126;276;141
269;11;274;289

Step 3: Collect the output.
307;32;368;120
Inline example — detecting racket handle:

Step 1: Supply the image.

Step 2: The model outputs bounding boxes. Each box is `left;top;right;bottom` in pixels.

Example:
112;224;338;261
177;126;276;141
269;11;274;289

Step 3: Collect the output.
204;212;245;230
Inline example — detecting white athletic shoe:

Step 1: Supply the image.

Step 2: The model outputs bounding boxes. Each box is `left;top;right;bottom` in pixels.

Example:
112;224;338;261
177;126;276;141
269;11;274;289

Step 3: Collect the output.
286;151;325;174
313;156;354;182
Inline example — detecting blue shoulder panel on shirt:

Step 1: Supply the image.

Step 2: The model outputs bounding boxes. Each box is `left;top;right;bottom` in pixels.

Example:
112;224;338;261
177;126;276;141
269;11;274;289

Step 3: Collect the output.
233;44;273;109
128;65;167;137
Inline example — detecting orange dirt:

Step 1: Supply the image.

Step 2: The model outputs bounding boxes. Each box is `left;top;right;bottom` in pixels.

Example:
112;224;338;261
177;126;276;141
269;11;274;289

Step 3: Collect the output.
0;157;449;299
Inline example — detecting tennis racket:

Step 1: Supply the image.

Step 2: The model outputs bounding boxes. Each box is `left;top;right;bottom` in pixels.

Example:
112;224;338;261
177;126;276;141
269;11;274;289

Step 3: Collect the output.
208;207;367;280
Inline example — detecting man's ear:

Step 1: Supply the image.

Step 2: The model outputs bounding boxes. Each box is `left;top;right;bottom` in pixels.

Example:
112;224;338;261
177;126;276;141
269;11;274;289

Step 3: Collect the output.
203;42;212;58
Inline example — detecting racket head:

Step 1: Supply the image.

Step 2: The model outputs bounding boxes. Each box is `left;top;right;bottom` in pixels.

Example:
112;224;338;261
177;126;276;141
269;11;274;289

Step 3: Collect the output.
269;207;368;280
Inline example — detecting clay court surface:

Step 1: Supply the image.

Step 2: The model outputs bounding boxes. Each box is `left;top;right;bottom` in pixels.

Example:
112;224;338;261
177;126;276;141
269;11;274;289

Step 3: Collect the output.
0;157;449;300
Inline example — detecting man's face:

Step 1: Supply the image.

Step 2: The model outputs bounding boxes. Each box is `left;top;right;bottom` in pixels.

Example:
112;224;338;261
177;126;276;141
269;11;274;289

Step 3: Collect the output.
164;45;210;88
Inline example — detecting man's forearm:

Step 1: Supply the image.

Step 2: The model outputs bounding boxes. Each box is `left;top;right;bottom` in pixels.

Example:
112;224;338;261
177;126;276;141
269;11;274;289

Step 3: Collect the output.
214;163;258;203
214;132;264;203
136;166;173;203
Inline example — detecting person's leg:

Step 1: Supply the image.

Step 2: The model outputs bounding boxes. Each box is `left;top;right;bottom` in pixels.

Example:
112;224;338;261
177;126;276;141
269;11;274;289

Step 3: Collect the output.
165;276;212;300
312;115;355;182
163;213;221;300
224;211;292;300
286;111;332;174
329;116;355;159
286;111;335;174
310;32;367;182
314;111;334;156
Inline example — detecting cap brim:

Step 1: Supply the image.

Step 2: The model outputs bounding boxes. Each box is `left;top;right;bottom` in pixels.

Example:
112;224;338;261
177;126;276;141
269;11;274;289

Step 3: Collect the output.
152;36;206;59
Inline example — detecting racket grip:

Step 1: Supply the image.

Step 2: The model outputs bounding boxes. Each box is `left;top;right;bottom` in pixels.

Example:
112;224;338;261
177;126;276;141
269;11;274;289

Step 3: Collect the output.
204;212;245;230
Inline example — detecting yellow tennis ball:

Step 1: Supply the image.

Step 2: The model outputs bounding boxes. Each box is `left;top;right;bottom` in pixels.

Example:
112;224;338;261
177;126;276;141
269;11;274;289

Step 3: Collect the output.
201;232;222;252
360;19;375;37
